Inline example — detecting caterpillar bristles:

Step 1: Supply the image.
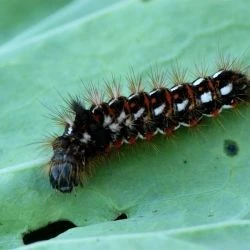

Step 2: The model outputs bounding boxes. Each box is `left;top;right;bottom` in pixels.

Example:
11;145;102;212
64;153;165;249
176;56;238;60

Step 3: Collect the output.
45;94;84;128
148;65;167;89
169;61;188;86
46;54;250;193
192;57;209;80
40;133;59;149
84;82;105;106
105;75;122;100
127;67;144;94
42;102;70;128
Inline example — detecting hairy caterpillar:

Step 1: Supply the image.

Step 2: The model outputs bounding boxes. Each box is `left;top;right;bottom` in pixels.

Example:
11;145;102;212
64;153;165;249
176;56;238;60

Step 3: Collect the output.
47;57;250;193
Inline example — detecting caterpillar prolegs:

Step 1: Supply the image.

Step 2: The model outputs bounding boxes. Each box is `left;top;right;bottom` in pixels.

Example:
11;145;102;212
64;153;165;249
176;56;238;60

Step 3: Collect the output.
48;59;250;193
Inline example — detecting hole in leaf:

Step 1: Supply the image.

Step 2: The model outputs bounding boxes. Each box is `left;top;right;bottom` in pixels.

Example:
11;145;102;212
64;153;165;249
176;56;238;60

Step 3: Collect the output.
22;220;76;245
114;213;128;221
224;139;239;157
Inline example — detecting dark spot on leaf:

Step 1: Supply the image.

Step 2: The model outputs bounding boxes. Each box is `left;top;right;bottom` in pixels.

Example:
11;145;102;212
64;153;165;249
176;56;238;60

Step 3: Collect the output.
224;139;239;157
183;160;187;164
22;220;76;245
114;213;128;221
152;210;158;213
208;209;214;217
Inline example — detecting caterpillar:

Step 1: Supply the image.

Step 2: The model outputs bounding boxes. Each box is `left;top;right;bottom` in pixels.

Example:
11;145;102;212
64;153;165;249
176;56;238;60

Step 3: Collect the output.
47;58;250;193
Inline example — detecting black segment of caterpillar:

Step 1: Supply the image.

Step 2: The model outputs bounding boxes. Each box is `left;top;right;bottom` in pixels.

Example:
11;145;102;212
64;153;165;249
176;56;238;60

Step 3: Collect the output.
48;65;250;193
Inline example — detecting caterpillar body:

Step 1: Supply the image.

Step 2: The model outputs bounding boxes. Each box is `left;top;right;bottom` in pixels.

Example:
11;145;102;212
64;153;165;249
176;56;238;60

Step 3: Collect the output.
48;61;250;193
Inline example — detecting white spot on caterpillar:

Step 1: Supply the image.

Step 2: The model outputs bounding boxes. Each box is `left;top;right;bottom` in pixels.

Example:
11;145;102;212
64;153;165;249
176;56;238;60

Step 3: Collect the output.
138;133;145;139
109;123;121;132
154;103;166;116
80;132;91;143
109;99;116;106
203;107;223;117
201;91;212;103
117;111;126;123
155;128;165;135
171;85;181;91
67;126;73;135
123;135;138;144
125;117;133;128
103;115;112;126
174;124;181;130
176;99;188;112
220;83;233;96
193;78;204;86
180;122;190;127
213;70;223;78
203;113;213;117
128;93;137;100
222;104;233;109
92;106;99;113
65;117;74;134
149;89;158;96
154;129;159;135
134;108;145;119
239;84;247;90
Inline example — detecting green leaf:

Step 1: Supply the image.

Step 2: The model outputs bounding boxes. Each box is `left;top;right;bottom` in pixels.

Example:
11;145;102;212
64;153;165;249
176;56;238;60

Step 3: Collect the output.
1;0;250;249
0;0;72;45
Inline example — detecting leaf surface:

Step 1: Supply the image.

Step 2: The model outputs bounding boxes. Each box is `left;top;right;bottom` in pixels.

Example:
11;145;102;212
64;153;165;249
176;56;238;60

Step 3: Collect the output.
1;0;250;249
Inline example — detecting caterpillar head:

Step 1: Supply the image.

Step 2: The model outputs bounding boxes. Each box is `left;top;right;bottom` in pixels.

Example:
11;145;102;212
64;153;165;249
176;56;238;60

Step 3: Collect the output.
49;135;86;193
